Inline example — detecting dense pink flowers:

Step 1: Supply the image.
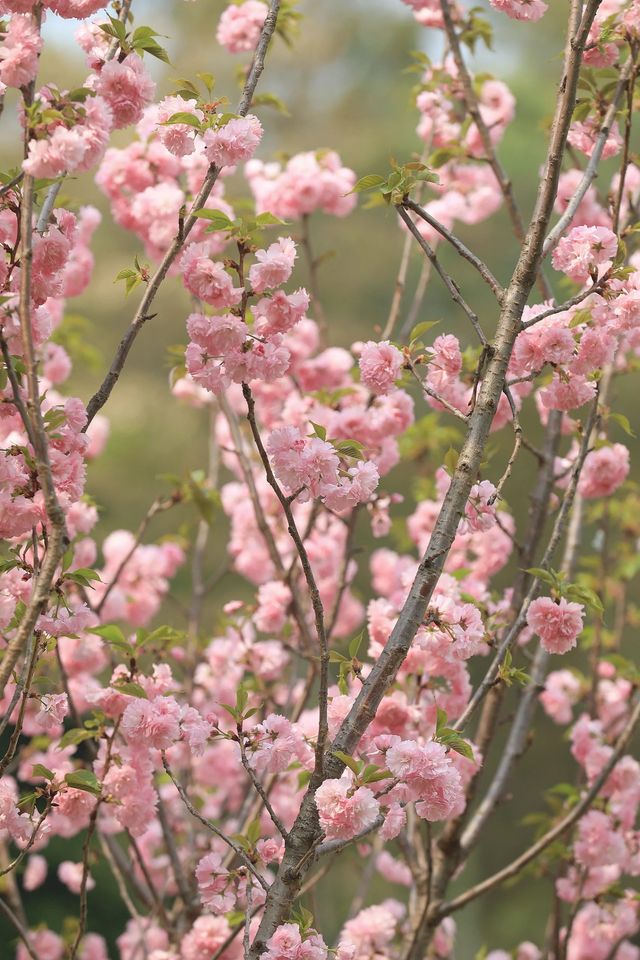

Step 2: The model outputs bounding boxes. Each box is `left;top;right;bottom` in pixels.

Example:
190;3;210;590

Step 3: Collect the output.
246;150;357;219
552;226;618;283
195;851;235;912
314;777;380;841
95;53;156;129
181;251;244;307
249;237;297;293
203;115;263;167
120;696;182;750
526;597;585;654
262;924;328;960
386;740;465;821
0;15;42;88
359;341;404;395
217;1;268;53
489;0;548;21
578;443;630;499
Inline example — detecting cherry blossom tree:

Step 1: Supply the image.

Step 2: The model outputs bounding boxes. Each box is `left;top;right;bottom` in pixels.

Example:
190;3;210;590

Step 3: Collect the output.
0;0;639;958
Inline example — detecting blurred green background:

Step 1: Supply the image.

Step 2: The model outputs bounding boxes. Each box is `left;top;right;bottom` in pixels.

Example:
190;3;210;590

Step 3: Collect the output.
0;0;638;955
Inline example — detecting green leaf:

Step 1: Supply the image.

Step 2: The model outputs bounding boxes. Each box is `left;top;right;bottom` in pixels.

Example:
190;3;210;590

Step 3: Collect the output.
333;439;364;459
348;630;364;660
193;209;234;231
524;567;556;587
113;681;148;699
162;111;201;128
59;728;96;749
309;421;327;441
247;819;261;845
196;71;215;94
332;750;360;776
350;174;385;194
133;37;171;63
443;447;459;475
608;412;636;438
89;625;131;652
564;584;604;617
438;732;475;761
410;320;440;342
32;764;55;781
568;308;592;328
255;211;288;226
64;770;101;797
251;92;290;116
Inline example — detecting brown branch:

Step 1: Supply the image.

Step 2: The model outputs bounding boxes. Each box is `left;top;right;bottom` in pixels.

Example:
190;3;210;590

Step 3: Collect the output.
247;3;601;951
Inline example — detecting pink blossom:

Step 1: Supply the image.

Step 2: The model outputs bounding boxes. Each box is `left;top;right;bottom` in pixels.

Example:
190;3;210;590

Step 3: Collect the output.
430;334;462;376
254;288;310;336
386;739;465;820
488;0;548;20
267;425;340;500
217;1;268;53
195;851;236;913
23;854;48;891
180;707;213;756
262;924;328;960
526;596;585;654
574;810;628;869
78;934;109;960
249;237;297;294
203;114;263;168
58;860;95;894
16;929;64;960
568;118;623;160
380;802;406;840
465;480;497;533
539;372;597;412
0;16;42;89
120;695;182;750
359;341;404;396
578;444;630;499
46;0;108;15
256;837;284;863
246;150;357;220
96;53;156;129
314;777;380;841
254;580;292;633
180;916;235;960
539;669;582;724
35;692;68;730
155;95;203;157
250;713;311;775
182;253;243;307
552;226;618;283
23;126;87;178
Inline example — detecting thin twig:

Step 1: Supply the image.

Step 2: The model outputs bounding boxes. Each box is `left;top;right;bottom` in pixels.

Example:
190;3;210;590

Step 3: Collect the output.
402;199;503;301
396;205;487;345
0;897;38;960
434;695;640;920
162;754;269;891
543;55;635;255
84;0;282;426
